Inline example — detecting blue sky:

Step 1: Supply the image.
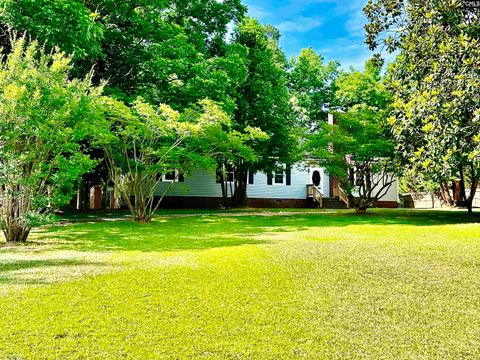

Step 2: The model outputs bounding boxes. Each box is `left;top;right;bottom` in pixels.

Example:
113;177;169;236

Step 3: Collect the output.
243;0;376;70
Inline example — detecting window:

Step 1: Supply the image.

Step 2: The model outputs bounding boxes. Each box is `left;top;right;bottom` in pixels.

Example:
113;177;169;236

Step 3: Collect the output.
274;167;284;184
161;169;184;182
164;171;176;182
268;166;291;186
216;164;234;183
248;171;255;185
355;169;364;186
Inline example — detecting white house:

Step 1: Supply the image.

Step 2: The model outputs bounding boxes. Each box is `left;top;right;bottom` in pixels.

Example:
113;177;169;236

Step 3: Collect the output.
154;163;398;209
154;113;398;209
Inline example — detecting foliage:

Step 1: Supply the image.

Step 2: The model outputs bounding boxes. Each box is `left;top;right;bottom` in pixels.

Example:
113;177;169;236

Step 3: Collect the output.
102;97;265;222
1;210;480;358
288;48;339;130
308;63;396;213
0;0;104;61
0;0;248;111
0;37;105;242
231;18;297;205
364;0;480;213
81;0;248;110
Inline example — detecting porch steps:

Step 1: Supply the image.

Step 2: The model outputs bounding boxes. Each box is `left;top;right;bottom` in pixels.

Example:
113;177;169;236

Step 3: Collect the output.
320;197;349;209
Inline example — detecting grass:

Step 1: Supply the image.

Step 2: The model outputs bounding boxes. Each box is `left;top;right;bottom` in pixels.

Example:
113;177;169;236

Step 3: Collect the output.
1;209;480;358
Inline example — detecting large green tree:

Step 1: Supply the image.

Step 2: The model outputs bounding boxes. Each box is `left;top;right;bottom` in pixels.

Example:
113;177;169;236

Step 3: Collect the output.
365;0;480;213
308;62;396;213
0;0;247;109
231;18;297;206
0;0;104;61
288;48;339;130
83;0;247;108
0;37;106;242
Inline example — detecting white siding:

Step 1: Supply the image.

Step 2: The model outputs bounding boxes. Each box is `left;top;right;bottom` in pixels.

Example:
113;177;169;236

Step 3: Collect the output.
155;168;227;198
154;165;398;203
351;176;399;202
379;179;398;202
155;165;314;200
248;165;309;200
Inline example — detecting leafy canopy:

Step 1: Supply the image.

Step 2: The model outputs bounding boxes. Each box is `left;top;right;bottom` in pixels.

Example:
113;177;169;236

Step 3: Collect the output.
0;37;106;242
288;48;339;130
365;0;480;211
308;62;396;212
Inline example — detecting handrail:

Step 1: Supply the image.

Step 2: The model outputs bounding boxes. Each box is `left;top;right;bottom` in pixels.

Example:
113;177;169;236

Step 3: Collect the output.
307;184;323;208
335;186;349;208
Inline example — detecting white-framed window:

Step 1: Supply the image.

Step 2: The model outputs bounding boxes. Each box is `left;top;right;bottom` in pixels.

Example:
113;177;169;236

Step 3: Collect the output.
268;165;291;186
355;168;364;186
161;169;184;182
216;163;234;183
274;167;284;184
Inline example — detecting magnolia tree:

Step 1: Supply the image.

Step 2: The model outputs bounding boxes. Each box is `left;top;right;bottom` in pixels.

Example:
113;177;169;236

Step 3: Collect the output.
0;37;105;242
102;98;265;222
365;0;480;213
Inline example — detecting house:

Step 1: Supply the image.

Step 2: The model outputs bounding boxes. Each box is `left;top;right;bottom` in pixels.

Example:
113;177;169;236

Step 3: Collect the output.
154;113;399;209
88;113;398;211
154;164;398;209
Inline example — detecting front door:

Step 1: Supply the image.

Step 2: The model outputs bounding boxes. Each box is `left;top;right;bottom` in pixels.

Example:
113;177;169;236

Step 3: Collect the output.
312;170;321;187
309;168;323;190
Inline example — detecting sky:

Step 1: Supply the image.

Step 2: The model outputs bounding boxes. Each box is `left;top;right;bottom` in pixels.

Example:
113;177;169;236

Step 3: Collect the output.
242;0;379;71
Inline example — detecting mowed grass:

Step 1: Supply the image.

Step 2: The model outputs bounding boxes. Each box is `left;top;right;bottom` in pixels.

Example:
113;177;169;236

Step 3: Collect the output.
1;210;480;359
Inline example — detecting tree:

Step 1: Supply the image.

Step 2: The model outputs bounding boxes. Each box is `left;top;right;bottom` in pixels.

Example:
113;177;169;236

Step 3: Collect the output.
0;0;248;110
288;48;339;130
364;0;480;214
0;0;252;211
0;0;104;61
102;98;265;222
231;18;297;206
0;37;105;242
82;0;247;109
308;62;396;213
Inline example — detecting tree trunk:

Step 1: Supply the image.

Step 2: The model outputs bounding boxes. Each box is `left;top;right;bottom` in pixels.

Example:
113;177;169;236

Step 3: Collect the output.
466;165;478;215
353;195;370;214
133;208;153;223
355;207;368;214
233;165;248;207
436;182;454;207
134;216;152;223
3;223;31;243
459;164;467;204
453;180;461;206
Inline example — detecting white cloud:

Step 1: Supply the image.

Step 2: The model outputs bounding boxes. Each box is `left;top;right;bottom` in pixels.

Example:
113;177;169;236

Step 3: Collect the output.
277;16;324;33
247;4;269;20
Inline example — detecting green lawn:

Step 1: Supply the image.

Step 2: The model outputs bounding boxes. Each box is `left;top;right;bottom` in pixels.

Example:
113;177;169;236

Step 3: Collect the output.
1;209;480;359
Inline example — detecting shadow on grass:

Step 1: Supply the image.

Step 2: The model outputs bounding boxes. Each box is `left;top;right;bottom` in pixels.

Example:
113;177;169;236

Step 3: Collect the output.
0;259;109;285
0;209;477;286
25;209;480;253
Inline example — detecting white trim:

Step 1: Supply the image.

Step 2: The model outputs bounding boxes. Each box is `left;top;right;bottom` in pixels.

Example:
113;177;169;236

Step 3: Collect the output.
272;166;286;186
162;169;179;183
216;164;235;184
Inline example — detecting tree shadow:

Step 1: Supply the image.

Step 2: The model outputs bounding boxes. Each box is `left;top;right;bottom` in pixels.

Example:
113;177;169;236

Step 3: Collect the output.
0;259;109;285
1;209;478;286
26;209;480;253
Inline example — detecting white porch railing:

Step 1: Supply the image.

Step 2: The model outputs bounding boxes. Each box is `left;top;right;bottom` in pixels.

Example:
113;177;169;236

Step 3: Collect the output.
307;185;323;208
333;186;349;208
